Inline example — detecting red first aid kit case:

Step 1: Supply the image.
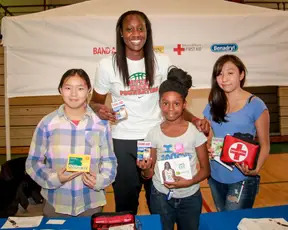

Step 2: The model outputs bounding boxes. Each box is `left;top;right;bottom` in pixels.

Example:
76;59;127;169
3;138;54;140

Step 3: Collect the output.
91;212;135;230
220;133;259;170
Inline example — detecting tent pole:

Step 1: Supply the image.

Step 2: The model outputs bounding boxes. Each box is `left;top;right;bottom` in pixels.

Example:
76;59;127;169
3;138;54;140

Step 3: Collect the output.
4;46;11;161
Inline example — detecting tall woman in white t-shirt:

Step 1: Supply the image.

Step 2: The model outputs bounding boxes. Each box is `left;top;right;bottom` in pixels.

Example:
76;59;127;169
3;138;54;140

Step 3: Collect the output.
91;10;209;214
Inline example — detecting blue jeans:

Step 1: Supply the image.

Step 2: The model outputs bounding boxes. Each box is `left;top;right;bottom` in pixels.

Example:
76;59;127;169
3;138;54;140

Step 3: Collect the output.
208;176;260;212
150;185;202;230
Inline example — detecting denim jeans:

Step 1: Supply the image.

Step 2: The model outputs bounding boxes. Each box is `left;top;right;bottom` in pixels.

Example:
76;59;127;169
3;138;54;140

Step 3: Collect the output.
208;176;260;212
150;185;202;230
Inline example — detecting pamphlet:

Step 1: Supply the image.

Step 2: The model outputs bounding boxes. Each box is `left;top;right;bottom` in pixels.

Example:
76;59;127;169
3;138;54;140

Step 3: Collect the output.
157;157;192;184
211;137;233;171
211;137;224;157
66;154;91;172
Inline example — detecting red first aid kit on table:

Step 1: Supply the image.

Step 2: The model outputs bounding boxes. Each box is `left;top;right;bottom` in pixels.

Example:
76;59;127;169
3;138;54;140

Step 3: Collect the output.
220;133;259;170
91;211;136;230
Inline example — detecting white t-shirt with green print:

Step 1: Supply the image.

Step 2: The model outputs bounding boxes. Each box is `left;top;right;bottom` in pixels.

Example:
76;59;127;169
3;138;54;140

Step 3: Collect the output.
94;53;171;139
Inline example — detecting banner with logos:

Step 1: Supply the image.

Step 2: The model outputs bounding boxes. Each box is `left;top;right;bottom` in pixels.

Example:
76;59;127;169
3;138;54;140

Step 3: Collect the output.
2;0;288;98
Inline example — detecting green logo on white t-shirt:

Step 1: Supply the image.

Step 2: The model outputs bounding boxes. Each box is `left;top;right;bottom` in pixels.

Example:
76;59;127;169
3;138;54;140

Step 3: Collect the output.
120;72;158;96
129;72;146;80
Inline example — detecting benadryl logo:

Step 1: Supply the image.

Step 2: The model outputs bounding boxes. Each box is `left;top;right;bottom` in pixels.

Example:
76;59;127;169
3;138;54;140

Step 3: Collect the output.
210;44;238;52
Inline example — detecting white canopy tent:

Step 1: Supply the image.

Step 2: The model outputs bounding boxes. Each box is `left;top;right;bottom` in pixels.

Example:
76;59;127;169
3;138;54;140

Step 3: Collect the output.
2;0;288;97
1;0;288;159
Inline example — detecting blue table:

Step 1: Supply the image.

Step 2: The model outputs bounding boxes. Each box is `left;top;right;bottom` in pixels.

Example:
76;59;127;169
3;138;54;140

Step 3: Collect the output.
0;214;162;230
199;205;288;230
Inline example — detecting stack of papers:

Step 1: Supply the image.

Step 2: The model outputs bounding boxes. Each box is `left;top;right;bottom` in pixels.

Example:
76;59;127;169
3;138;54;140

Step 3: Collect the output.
1;216;43;229
238;218;288;230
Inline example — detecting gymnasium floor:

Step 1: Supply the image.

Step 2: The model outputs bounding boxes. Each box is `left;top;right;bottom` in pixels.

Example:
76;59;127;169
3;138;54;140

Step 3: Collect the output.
124;152;288;214
16;151;288;216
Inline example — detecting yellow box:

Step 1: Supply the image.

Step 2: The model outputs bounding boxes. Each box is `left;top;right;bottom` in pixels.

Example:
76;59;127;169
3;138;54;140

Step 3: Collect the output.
66;154;91;172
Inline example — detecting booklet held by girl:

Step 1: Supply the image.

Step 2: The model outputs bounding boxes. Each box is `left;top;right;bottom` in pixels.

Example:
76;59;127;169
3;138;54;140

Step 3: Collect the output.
211;137;233;171
157;156;192;184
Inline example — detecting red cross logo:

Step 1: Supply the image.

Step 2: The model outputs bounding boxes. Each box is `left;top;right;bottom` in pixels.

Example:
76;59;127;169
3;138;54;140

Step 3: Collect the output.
173;44;185;55
228;142;248;162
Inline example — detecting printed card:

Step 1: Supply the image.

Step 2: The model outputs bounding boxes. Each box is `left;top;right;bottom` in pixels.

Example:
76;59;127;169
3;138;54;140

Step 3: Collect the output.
210;137;233;171
111;100;128;120
137;141;151;160
211;137;224;157
66;154;91;172
157;157;192;184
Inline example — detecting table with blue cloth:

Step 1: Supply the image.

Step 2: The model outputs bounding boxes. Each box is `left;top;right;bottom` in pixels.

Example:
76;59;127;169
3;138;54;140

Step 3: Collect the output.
199;205;288;230
0;214;162;230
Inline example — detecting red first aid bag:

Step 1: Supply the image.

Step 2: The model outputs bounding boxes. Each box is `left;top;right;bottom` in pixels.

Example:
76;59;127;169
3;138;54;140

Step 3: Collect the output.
91;212;136;230
220;133;259;170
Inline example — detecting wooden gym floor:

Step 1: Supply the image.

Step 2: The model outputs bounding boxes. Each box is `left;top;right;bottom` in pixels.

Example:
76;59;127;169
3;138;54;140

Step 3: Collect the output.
16;152;288;216
103;153;288;214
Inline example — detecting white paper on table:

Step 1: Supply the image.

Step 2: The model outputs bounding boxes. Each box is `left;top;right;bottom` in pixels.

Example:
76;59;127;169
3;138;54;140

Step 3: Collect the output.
46;219;66;225
108;223;135;230
237;218;288;230
1;216;43;229
213;156;233;171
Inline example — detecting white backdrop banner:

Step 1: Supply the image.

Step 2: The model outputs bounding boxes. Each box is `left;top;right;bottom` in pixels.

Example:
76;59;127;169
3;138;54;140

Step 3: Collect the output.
2;0;288;98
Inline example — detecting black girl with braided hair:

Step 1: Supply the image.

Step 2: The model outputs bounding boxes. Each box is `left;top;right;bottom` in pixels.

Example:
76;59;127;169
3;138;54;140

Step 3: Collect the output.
140;66;210;230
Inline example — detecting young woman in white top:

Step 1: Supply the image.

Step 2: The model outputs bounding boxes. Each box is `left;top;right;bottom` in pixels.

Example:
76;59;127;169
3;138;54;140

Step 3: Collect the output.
91;10;209;214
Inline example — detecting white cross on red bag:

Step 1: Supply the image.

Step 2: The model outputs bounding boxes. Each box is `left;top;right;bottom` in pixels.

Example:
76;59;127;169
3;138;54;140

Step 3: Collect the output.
220;134;259;170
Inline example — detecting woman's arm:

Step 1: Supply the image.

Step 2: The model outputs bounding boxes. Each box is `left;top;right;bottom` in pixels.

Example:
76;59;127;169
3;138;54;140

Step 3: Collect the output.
172;169;176;178
91;89;107;104
237;110;270;175
254;110;270;173
90;90;115;121
183;109;210;135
